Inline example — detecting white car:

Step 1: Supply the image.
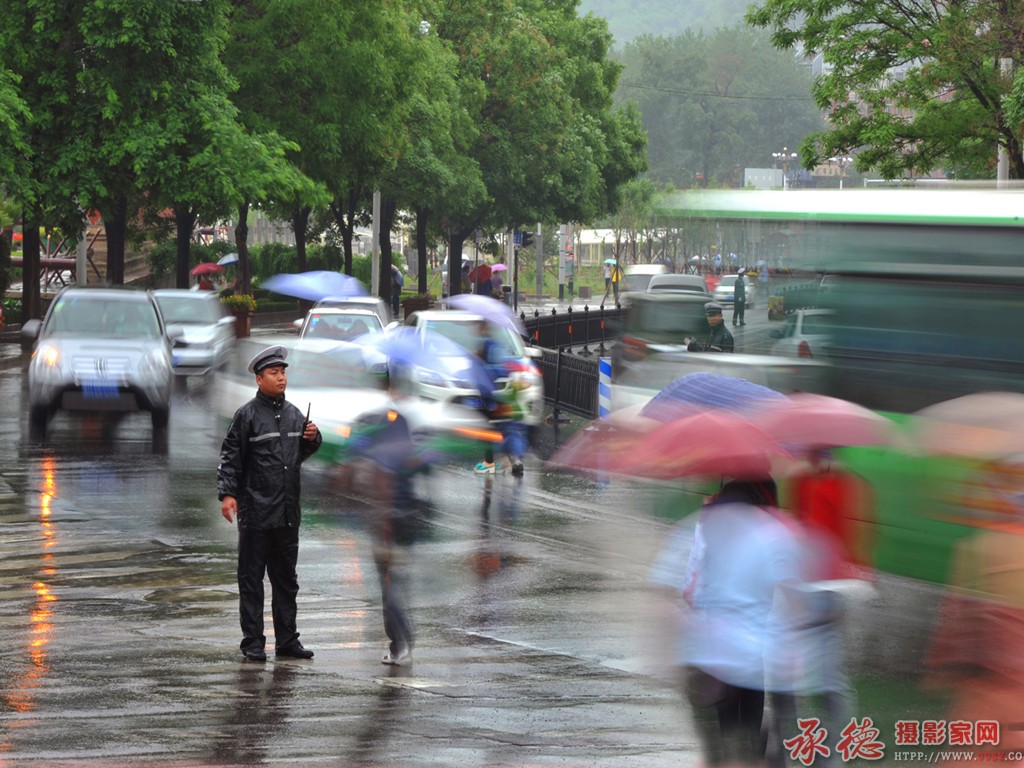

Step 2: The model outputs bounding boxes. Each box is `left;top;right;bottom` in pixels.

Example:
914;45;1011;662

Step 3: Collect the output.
646;273;710;296
23;287;182;432
153;289;236;379
213;335;493;464
312;296;392;326
712;274;756;308
402;309;545;429
295;307;385;341
769;308;833;359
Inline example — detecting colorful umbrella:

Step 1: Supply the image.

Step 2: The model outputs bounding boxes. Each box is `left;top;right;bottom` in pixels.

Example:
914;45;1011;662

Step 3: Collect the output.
263;271;367;301
468;264;492;283
190;262;224;276
445;293;525;334
910;392;1024;459
638;372;786;424
752;393;896;451
622;410;790;480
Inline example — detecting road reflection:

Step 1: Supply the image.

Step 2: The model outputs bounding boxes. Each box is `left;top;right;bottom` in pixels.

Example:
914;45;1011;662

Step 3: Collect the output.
0;455;57;748
206;664;299;765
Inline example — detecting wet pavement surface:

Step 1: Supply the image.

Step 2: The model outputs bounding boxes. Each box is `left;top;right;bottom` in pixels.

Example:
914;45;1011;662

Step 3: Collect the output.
0;345;947;767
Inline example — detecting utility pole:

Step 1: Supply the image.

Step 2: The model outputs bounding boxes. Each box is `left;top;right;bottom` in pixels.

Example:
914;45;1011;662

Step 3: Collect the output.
371;190;381;295
999;57;1012;188
558;223;567;300
535;223;543;300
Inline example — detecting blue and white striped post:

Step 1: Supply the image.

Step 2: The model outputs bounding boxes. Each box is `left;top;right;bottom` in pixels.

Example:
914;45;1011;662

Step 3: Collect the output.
598;356;612;419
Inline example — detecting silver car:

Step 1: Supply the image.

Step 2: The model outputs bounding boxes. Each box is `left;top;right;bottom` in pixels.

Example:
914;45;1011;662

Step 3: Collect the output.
23;287;181;432
153;289;236;378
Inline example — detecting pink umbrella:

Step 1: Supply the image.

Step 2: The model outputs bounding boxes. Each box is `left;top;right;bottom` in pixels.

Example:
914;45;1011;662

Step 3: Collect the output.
752;393;895;451
491;264;508;272
620;410;790;480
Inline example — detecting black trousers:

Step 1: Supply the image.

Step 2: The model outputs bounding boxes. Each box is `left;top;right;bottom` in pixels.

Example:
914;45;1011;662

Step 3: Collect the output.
733;299;745;325
237;524;300;652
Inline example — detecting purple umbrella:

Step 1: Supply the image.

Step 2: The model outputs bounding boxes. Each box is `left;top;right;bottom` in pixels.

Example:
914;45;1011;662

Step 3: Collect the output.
444;293;525;334
263;271;367;301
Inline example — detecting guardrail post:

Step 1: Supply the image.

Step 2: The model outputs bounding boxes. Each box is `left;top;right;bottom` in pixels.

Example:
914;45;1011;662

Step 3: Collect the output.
598;304;607;356
532;309;540;346
551;306;557;348
567;305;574;351
546;346;570;427
579;305;593;356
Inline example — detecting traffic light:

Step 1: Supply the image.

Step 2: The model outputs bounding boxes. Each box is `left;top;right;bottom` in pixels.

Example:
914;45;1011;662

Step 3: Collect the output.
520;231;534;249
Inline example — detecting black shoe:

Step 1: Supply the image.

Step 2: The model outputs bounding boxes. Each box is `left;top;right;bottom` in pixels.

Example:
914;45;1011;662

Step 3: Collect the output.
242;647;267;662
511;461;524;478
740;322;746;326
276;642;314;659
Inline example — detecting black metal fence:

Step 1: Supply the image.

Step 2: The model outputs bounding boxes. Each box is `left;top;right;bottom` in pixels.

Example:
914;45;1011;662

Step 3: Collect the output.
521;305;625;355
535;347;601;420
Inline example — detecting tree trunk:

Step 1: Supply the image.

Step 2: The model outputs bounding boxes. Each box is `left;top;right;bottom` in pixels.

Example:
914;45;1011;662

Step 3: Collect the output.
292;205;311;273
415;206;430;295
174;204;196;289
235;201;251;295
447;232;466;296
104;194;128;285
329;199;354;276
20;216;41;322
379;196;397;308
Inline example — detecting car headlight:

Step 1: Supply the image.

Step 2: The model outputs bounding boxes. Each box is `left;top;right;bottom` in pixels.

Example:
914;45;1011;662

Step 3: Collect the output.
33;344;63;380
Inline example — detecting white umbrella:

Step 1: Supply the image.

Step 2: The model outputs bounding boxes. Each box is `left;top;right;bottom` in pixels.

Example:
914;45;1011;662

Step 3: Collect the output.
217;252;239;266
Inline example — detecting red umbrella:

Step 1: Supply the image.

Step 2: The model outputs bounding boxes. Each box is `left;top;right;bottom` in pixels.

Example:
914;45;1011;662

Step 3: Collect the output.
190;262;225;276
548;422;648;474
468;264;492;283
752;393;895;451
621;410;790;480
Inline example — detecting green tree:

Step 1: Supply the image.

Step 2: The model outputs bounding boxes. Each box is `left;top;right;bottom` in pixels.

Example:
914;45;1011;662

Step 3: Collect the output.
615;26;824;187
747;0;1023;178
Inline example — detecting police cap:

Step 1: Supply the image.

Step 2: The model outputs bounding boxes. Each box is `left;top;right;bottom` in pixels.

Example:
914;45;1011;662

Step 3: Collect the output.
248;345;289;374
704;302;723;315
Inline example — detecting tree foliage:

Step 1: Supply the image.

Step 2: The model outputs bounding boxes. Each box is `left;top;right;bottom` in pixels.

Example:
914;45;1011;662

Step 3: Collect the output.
746;0;1024;178
615;26;824;187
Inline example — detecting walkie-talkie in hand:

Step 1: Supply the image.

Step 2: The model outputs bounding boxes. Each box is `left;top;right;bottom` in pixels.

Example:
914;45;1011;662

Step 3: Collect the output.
302;403;311;437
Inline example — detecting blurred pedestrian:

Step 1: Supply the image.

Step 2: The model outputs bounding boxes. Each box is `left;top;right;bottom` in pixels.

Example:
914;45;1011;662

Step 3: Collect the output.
217;345;323;662
650;478;805;766
733;269;747;327
342;407;427;666
688;302;734;352
473;320;528;477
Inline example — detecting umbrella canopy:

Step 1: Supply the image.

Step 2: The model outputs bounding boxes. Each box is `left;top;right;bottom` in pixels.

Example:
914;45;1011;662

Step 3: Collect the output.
353;327;496;400
753;393;896;451
217;252;239;267
604;258;618;265
263;271;367;302
639;372;786;424
622;410;790;480
491;263;508;272
909;392;1024;458
190;262;224;277
445;293;526;335
468;264;492;283
391;264;405;287
548;422;649;475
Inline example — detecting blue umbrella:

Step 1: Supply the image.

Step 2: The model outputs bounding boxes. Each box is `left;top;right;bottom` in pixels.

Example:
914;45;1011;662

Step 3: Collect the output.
391;264;405;288
353;327;496;400
263;271;367;301
639;372;786;423
444;293;525;334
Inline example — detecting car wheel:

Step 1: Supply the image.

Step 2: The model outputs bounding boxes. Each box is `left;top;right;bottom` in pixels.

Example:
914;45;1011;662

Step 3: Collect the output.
151;407;170;430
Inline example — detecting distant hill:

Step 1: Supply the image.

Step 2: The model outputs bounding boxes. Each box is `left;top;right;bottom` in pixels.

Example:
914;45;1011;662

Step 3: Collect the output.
578;0;753;44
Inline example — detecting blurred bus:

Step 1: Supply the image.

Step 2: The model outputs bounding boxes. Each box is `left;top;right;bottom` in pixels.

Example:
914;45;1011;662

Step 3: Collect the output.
659;186;1024;412
657;187;1024;584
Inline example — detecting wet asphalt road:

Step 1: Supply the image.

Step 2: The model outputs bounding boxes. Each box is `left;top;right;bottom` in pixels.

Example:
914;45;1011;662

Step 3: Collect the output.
0;342;947;768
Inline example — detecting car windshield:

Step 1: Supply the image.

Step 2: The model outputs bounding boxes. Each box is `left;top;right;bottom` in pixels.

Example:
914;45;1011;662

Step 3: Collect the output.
624;274;655;292
156;295;223;325
650;279;706;293
718;276;738;287
47;295;161;338
425;318;525;359
303;312;382;341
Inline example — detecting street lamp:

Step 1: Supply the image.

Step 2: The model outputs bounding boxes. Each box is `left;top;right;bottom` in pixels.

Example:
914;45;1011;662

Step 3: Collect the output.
772;147;798;189
829;155;854;189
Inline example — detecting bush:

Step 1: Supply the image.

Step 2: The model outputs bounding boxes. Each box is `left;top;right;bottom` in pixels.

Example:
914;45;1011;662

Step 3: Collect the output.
220;294;257;314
